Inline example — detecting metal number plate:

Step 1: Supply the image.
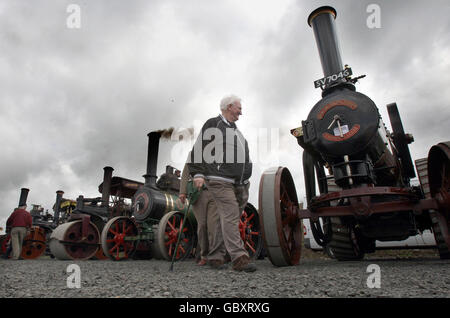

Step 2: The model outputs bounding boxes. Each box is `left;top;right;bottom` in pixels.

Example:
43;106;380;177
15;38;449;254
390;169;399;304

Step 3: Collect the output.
314;68;352;89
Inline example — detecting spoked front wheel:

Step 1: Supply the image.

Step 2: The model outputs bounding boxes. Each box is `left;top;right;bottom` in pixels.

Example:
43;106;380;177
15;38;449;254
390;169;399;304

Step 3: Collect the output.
101;216;138;261
155;211;196;262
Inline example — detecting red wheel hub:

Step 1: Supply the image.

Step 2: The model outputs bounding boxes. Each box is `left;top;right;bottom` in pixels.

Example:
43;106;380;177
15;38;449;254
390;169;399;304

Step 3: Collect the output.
239;211;259;254
114;233;126;245
106;218;137;260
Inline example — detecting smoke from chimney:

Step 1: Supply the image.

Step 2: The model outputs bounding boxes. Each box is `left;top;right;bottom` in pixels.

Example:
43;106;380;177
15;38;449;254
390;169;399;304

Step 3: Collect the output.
155;127;174;140
153;127;194;141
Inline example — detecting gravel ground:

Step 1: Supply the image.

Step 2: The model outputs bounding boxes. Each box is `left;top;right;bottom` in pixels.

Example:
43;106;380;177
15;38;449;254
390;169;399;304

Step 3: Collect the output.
1;250;449;299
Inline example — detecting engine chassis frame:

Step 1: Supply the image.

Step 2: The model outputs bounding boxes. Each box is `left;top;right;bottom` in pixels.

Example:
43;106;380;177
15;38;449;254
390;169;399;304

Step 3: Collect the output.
286;186;437;222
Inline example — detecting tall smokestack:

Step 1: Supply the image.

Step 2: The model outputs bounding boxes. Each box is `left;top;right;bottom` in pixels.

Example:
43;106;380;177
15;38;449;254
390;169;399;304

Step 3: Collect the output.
101;166;114;206
143;131;161;187
53;190;64;225
18;188;29;207
308;6;343;79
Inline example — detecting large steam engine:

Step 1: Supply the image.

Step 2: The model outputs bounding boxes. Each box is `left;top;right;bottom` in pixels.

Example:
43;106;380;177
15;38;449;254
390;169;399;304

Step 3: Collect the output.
0;188;44;259
49;167;142;260
27;190;75;259
1;188;75;259
259;6;450;266
100;131;263;261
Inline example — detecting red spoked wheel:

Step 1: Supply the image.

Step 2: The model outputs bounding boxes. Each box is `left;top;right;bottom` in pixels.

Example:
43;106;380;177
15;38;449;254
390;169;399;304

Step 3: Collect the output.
428;141;450;259
21;226;47;259
0;234;11;257
101;216;138;261
155;211;195;262
239;203;263;259
259;166;302;266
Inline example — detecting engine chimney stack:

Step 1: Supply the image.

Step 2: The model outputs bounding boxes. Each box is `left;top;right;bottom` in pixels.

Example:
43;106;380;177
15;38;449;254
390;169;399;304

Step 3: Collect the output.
143;131;161;187
18;188;29;207
308;6;344;79
101;166;114;207
53;190;64;225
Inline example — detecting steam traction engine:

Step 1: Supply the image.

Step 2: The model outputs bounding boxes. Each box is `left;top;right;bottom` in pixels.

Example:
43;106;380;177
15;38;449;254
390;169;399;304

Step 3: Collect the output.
259;6;450;266
100;131;263;261
100;132;197;261
27;190;75;259
0;188;46;259
0;188;74;259
49;167;141;260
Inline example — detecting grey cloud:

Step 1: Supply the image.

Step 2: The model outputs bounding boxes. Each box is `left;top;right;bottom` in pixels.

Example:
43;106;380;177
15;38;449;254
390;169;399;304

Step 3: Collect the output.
0;1;449;228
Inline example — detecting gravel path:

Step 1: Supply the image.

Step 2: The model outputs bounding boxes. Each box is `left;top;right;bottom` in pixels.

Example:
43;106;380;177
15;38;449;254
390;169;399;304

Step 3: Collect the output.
1;254;449;298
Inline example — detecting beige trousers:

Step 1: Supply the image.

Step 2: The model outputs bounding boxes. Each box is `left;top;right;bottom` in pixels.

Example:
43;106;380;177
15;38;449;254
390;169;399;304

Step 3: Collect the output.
206;180;250;262
192;188;217;259
11;227;27;260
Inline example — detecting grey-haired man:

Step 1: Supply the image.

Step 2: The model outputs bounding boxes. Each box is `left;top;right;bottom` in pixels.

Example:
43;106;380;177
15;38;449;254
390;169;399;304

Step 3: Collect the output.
187;95;255;272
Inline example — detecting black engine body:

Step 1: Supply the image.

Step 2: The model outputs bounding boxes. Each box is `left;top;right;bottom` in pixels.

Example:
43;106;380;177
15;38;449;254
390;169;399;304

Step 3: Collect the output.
297;6;421;249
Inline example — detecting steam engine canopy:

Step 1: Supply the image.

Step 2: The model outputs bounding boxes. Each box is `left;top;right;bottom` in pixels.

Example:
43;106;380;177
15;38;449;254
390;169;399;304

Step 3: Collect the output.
303;88;380;160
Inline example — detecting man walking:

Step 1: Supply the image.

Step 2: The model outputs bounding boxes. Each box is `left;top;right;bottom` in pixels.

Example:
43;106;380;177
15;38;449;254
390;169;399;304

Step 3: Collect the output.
188;94;255;272
6;204;32;260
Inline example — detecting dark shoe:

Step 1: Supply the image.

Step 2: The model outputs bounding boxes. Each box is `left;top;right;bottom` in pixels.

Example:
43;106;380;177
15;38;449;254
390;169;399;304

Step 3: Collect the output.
232;255;256;272
208;259;228;270
224;253;231;263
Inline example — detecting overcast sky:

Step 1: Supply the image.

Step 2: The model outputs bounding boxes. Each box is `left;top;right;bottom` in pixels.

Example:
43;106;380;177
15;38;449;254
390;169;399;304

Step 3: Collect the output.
1;0;449;231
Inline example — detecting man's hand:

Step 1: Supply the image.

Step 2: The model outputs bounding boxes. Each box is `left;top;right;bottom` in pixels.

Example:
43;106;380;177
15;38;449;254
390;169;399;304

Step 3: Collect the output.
179;193;187;204
193;177;205;189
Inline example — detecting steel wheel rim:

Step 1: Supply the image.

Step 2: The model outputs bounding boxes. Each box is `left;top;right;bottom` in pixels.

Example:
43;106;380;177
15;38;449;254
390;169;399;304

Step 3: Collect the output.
259;167;302;266
102;216;138;261
428;142;450;252
157;211;194;261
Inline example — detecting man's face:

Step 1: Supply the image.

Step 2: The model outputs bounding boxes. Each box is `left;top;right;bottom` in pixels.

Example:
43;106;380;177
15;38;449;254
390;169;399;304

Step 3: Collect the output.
228;101;242;122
